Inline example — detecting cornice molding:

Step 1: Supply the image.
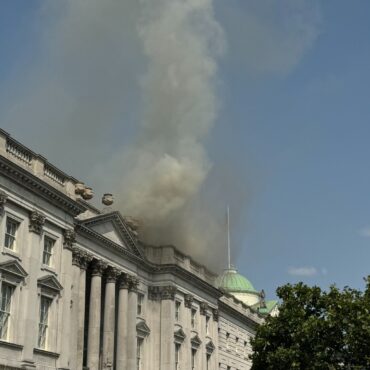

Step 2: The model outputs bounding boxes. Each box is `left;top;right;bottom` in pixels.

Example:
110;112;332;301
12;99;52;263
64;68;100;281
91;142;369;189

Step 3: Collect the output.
218;300;261;330
0;156;86;216
79;212;144;258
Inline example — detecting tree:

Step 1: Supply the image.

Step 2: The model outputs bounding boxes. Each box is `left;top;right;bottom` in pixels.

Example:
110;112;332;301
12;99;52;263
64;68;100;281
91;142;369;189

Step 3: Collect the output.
250;277;370;370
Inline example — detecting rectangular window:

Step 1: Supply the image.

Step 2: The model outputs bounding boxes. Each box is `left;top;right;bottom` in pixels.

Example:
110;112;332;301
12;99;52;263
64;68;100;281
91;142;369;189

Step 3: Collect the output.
38;296;52;349
137;337;143;370
137;294;144;316
206;315;210;334
175;301;181;322
43;236;55;266
0;283;14;340
191;308;197;329
191;348;197;370
175;343;181;370
226;332;230;349
4;218;19;250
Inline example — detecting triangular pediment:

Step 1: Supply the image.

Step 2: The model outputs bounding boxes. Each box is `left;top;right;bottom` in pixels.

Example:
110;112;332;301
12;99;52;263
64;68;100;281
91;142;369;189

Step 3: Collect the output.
174;327;186;342
0;260;27;280
79;212;144;258
38;275;63;293
137;320;150;338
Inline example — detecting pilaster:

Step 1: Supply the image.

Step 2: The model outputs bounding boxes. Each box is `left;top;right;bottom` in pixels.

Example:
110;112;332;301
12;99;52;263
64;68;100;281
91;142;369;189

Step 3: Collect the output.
126;276;139;370
87;259;107;370
102;267;120;369
116;274;130;370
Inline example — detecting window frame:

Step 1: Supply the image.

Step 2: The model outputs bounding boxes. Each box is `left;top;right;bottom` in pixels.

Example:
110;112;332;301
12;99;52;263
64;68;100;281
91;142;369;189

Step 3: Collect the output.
175;300;181;322
0;281;15;341
38;295;53;349
42;235;55;267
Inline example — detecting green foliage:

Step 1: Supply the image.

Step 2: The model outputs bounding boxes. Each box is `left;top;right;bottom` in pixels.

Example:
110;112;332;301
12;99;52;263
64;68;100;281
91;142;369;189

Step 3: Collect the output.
250;277;370;370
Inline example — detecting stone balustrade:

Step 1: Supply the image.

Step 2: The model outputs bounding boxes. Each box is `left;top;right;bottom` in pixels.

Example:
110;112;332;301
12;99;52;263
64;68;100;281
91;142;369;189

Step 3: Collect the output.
0;129;84;200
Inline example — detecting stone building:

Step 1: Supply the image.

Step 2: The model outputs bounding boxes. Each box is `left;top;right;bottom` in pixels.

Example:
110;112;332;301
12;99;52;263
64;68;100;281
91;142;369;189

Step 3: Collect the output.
0;129;275;370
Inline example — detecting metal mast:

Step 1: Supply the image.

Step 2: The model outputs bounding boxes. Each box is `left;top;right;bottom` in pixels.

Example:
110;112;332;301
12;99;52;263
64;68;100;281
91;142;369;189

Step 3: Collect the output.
227;206;231;269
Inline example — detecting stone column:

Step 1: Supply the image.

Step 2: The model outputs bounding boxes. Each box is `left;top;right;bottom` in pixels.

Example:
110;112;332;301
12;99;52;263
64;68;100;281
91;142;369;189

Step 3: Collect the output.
183;294;194;370
102;267;119;369
159;286;177;370
212;308;219;369
126;276;139;370
87;259;107;370
69;246;81;370
200;302;209;370
116;274;129;370
77;252;92;370
21;211;45;368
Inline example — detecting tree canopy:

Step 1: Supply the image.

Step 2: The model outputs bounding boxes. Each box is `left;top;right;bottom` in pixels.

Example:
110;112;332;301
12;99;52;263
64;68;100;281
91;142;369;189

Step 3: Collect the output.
250;277;370;370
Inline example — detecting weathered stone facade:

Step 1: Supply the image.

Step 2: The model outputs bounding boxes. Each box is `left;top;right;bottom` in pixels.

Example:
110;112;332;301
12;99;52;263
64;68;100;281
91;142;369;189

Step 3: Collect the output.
0;129;264;370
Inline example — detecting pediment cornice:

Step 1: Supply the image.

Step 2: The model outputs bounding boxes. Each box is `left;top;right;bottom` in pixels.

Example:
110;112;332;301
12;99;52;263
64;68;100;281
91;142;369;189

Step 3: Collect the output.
79;212;144;258
38;275;63;293
0;259;28;280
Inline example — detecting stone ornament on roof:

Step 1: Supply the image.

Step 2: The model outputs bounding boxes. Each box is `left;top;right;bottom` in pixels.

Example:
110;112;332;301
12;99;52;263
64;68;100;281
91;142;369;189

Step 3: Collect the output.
29;210;45;234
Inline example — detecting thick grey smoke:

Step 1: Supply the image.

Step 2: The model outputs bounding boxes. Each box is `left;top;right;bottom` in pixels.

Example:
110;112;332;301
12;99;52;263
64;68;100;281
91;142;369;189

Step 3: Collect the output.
96;0;227;265
0;0;321;270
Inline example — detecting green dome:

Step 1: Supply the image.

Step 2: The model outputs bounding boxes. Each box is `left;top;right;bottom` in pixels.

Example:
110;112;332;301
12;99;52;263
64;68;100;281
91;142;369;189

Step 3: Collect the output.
216;268;258;294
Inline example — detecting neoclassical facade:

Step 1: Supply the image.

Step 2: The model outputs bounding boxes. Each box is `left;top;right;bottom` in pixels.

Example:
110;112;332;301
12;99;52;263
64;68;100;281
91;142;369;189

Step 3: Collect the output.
0;129;273;370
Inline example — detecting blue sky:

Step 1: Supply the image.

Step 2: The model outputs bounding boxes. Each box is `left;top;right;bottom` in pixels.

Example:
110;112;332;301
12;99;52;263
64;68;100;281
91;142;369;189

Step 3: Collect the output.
1;1;370;299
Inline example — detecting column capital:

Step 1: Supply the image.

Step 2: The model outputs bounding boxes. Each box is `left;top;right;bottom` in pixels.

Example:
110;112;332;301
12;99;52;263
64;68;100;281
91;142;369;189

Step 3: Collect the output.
200;302;209;315
72;248;93;270
212;308;219;322
0;191;8;216
91;259;108;277
29;210;45;234
128;275;139;292
118;273;130;290
184;294;194;308
63;229;76;250
105;266;120;283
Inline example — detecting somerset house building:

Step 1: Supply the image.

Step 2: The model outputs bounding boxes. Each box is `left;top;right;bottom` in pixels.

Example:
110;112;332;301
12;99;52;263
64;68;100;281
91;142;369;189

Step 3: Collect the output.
0;129;276;370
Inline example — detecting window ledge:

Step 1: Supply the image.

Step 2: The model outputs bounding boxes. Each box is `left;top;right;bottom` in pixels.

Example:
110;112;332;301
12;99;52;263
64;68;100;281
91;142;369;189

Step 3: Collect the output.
34;348;60;358
0;340;23;350
41;265;57;276
2;248;21;261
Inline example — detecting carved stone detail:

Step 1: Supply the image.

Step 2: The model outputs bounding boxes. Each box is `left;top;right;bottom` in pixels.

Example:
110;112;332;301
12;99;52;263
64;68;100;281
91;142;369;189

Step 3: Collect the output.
0;191;8;216
63;229;76;250
105;266;120;283
118;273;130;290
184;294;194;308
29;211;45;234
91;259;108;277
200;302;209;315
148;286;177;301
212;308;219;322
71;248;93;270
128;275;139;292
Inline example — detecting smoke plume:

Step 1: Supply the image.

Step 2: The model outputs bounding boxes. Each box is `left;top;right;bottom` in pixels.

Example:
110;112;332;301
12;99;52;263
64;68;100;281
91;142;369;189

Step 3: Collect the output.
1;0;228;269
